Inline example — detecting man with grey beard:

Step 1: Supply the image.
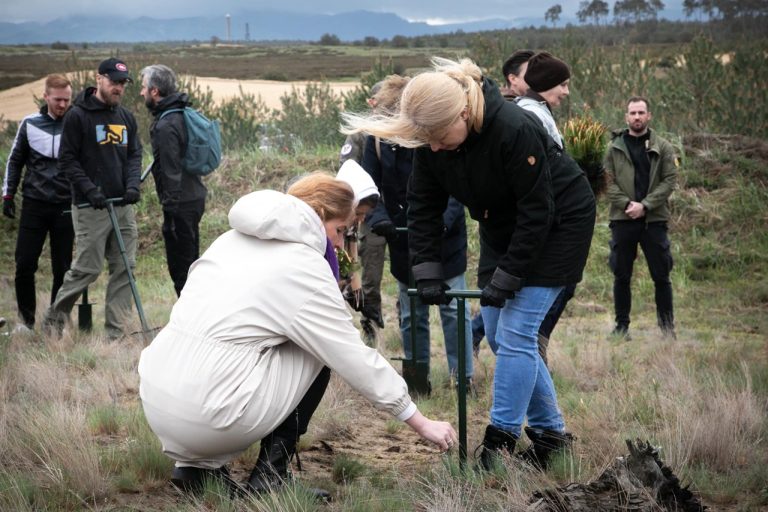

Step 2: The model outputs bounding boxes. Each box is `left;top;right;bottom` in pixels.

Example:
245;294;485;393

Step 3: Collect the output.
44;58;142;339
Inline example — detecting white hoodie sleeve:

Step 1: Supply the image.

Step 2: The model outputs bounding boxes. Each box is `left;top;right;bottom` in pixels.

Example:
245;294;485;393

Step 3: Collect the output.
285;282;413;418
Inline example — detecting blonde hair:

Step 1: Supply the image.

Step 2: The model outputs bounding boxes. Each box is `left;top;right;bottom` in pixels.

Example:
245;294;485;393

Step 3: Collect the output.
341;57;485;148
45;73;71;92
372;74;410;114
286;171;354;222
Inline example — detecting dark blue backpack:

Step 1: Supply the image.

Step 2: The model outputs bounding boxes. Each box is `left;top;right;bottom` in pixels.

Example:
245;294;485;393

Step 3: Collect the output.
160;107;222;176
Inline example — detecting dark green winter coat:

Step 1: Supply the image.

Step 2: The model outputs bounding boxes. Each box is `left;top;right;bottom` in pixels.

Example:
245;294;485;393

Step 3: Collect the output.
604;129;677;223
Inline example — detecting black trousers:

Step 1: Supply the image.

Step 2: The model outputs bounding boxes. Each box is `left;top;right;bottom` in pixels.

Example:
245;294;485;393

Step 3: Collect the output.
539;283;577;339
609;220;674;329
14;198;74;327
162;199;205;297
267;366;331;446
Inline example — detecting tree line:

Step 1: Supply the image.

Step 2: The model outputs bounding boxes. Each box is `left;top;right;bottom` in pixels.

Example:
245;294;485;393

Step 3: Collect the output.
544;0;767;26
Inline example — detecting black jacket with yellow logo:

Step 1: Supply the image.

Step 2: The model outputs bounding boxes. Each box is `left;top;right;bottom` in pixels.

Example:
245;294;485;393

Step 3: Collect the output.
58;86;142;204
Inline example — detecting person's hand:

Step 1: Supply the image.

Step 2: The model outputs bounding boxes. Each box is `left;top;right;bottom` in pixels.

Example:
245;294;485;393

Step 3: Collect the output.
625;201;646;219
480;268;522;308
2;195;15;219
371;221;397;242
86;188;107;209
123;187;140;205
342;284;364;311
405;410;458;452
417;279;451;305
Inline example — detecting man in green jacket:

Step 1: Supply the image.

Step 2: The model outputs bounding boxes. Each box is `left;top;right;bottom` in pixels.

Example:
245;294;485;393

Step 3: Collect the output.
604;96;678;340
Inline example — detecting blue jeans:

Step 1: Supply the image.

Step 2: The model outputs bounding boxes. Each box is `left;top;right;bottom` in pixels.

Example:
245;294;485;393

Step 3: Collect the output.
398;273;474;378
481;286;565;436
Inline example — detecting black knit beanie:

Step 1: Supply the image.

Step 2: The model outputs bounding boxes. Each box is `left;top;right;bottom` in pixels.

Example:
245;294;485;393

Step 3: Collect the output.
524;52;571;92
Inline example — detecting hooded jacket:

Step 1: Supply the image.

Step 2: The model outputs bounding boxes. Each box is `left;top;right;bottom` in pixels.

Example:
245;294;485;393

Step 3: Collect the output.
3;104;71;204
516;94;564;149
139;190;413;459
149;92;207;212
604;128;677;223
407;77;595;289
362;136;468;284
58;86;142;203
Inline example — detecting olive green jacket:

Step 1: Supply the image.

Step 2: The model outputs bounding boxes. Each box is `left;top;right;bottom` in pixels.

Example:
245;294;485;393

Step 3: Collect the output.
604;129;677;223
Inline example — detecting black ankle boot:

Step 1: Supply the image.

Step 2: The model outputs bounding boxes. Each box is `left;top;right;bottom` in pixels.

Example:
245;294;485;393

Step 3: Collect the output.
477;424;518;471
247;435;293;493
517;426;575;470
171;465;241;494
246;435;331;501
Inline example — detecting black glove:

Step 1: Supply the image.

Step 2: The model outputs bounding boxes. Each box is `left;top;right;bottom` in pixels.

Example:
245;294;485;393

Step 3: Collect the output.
2;196;15;219
417;279;452;305
371;221;398;242
480;268;523;308
122;187;140;205
86;188;107;209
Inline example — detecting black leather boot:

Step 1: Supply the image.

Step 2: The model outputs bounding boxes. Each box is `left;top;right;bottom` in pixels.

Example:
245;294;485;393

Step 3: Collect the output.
517;426;575;470
171;465;242;494
247;434;293;493
246;435;331;501
477;424;518;471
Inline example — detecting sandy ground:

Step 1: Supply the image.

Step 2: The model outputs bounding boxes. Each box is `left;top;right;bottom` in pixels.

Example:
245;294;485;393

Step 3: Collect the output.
0;76;360;122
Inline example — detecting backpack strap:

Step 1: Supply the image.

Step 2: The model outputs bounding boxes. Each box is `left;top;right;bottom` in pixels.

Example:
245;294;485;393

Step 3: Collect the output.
375;136;381;161
159;108;185;120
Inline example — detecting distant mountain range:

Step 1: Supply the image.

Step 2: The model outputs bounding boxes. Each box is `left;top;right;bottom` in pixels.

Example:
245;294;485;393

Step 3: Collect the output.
0;10;545;45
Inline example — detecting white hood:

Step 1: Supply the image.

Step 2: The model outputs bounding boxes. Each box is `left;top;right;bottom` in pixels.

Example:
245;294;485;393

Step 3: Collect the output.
228;189;326;255
337;159;379;205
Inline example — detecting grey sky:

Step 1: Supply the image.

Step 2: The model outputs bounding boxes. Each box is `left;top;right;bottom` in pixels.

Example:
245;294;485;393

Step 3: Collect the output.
3;0;683;25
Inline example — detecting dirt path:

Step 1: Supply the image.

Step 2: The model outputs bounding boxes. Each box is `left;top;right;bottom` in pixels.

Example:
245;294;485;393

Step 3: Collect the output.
0;76;360;122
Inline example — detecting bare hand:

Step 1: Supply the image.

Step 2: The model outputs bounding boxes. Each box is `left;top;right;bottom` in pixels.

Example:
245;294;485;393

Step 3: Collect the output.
625;201;646;219
405;410;458;451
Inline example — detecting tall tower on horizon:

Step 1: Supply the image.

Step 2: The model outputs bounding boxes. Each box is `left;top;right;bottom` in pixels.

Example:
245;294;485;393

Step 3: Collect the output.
225;14;231;42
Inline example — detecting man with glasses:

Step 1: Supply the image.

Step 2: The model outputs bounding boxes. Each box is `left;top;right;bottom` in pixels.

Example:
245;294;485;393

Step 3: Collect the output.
44;58;143;339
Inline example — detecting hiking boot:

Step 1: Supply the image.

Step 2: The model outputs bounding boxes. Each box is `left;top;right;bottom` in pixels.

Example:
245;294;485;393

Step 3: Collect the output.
517;427;575;471
41;311;65;337
171;465;242;495
610;324;631;341
247;435;331;501
477;424;518;471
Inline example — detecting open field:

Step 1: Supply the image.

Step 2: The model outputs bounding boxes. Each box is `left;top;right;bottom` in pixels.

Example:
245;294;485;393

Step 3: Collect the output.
0;38;766;511
0;75;361;122
0;44;439;91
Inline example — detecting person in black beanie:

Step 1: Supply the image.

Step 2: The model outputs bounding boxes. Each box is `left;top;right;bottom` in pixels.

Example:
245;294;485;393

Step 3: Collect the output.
516;52;580;363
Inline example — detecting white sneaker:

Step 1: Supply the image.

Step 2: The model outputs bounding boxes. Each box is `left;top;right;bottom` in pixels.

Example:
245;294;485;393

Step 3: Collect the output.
12;324;34;336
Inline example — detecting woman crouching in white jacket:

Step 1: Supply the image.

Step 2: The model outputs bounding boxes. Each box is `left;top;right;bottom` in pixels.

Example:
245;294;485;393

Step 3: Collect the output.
138;172;456;497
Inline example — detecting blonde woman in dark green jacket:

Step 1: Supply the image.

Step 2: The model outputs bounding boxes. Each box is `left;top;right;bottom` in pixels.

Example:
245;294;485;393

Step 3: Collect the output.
604;96;678;340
